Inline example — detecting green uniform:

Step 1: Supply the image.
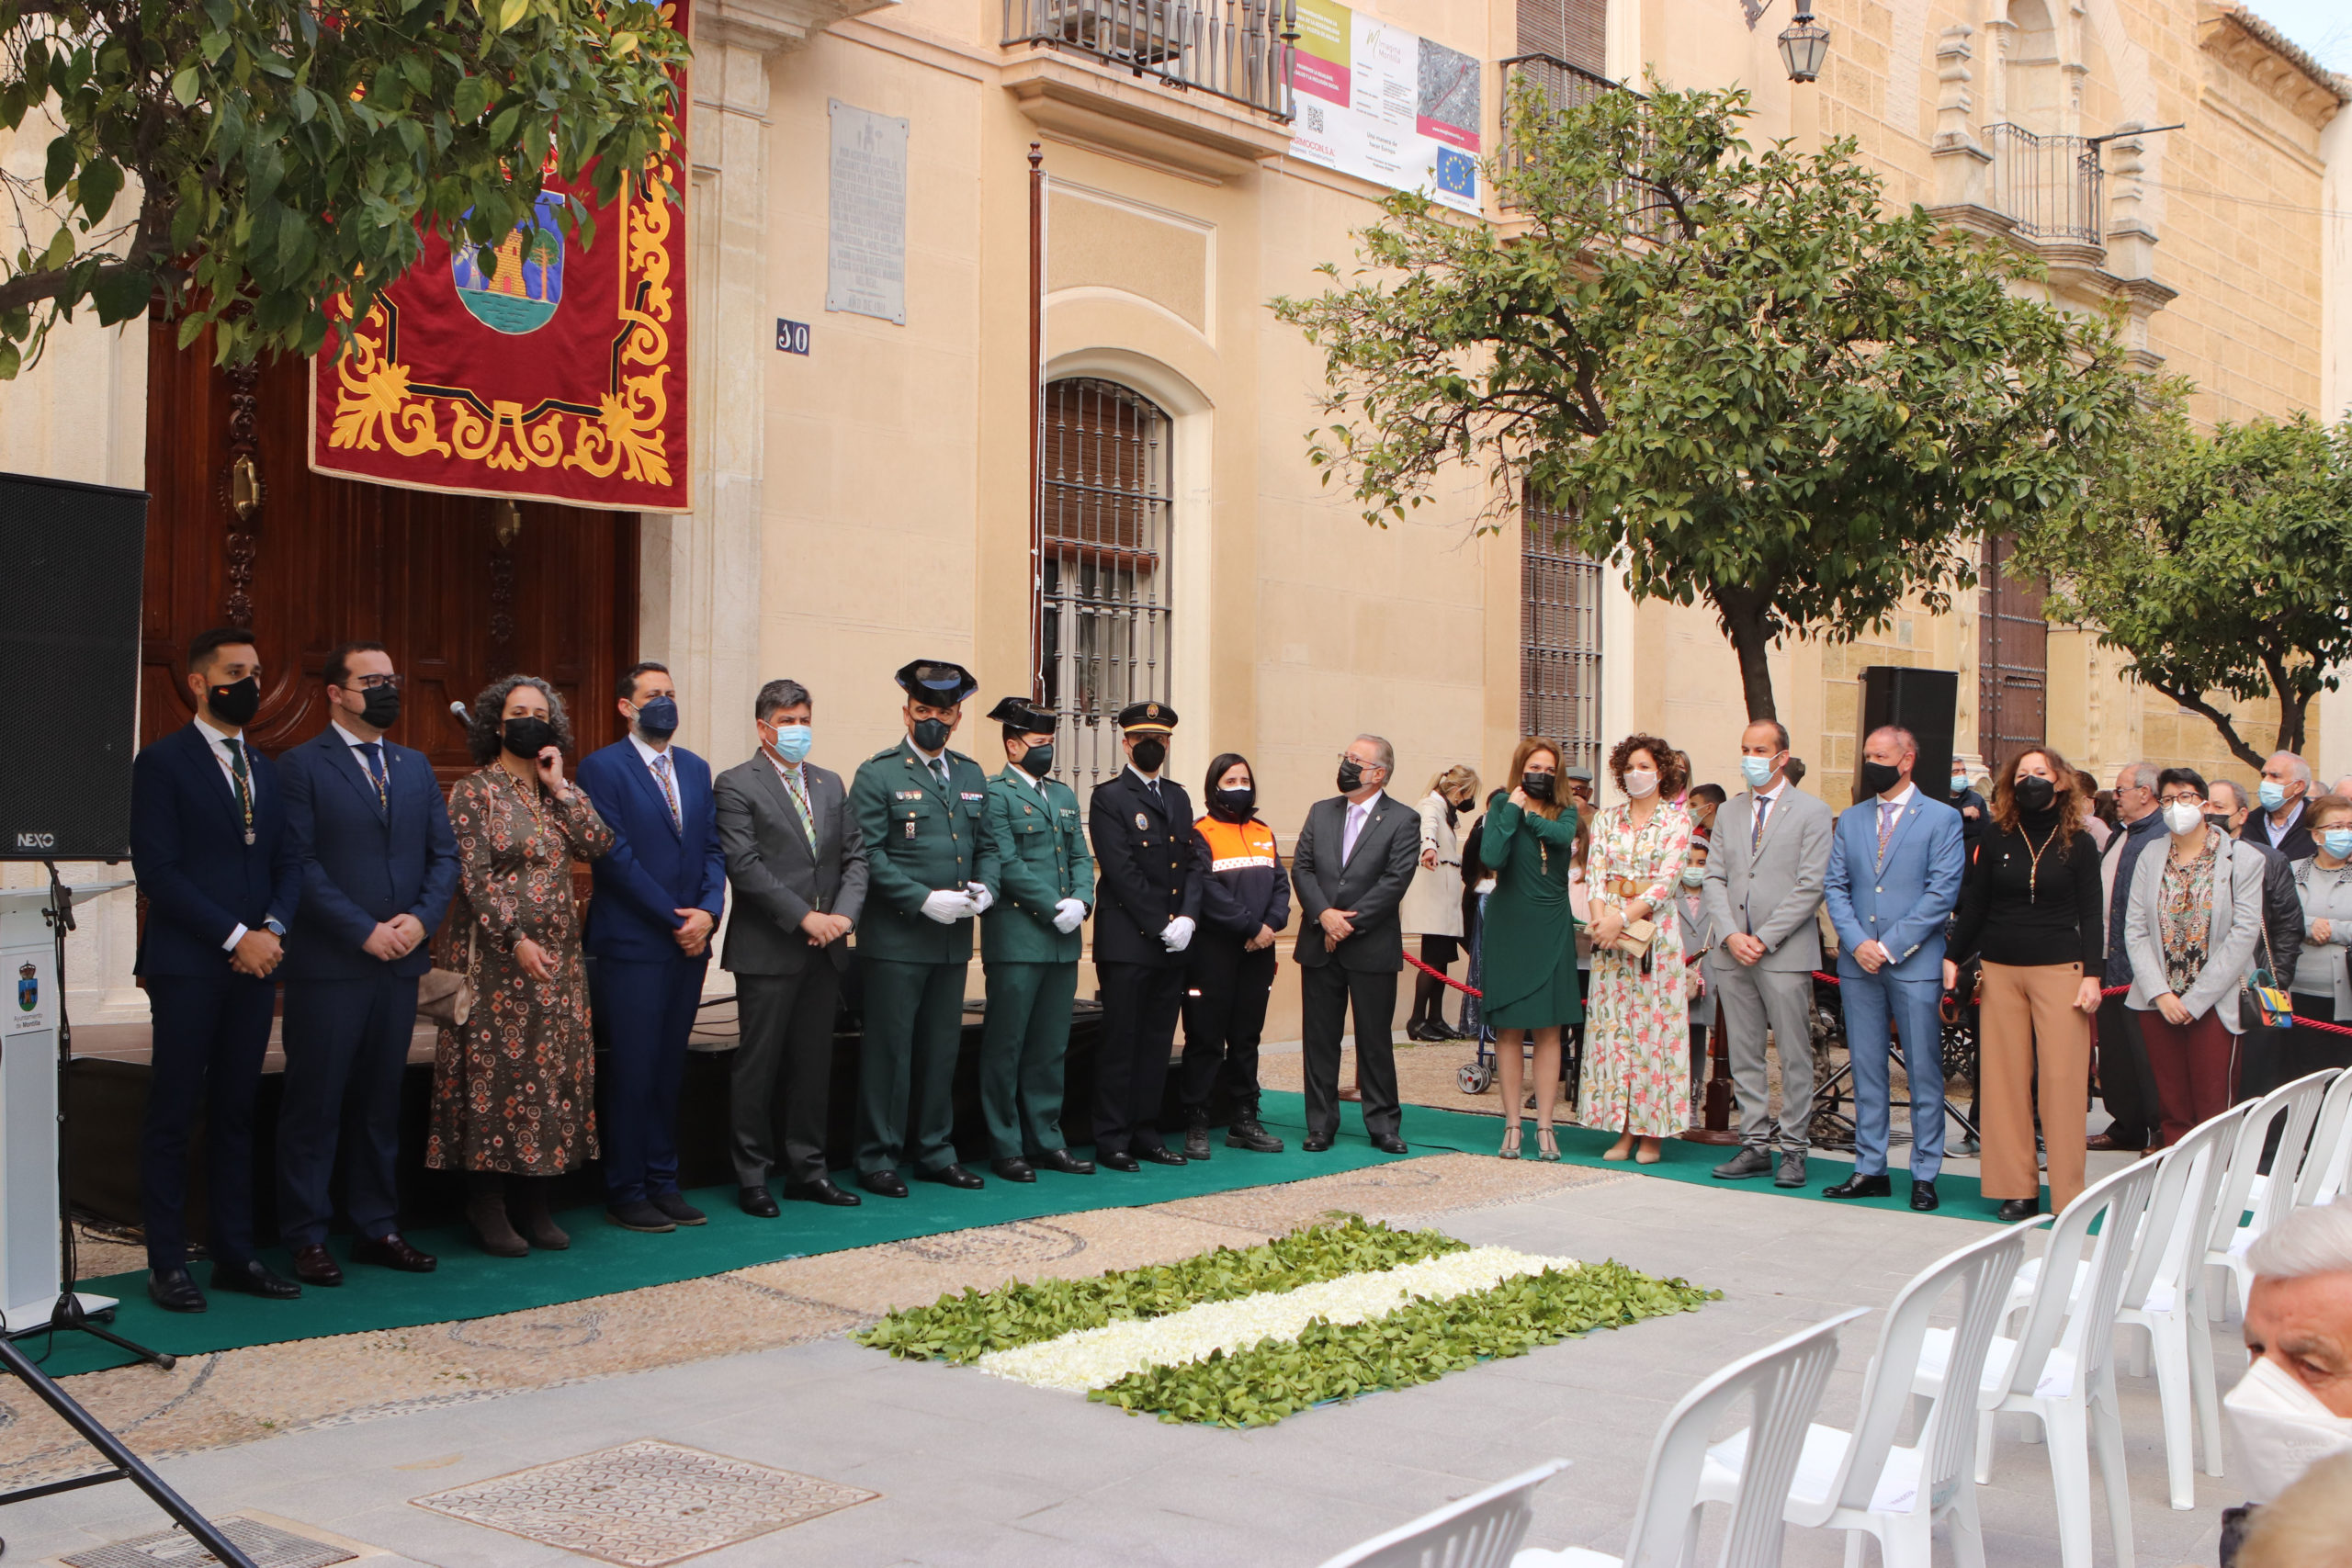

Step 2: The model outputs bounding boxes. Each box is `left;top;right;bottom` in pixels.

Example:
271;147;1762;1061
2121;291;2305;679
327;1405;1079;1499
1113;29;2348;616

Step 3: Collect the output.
979;765;1093;1158
848;739;1001;1174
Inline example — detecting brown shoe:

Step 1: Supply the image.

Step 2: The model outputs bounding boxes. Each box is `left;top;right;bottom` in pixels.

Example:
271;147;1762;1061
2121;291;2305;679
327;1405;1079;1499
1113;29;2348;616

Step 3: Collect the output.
289;1243;344;1287
351;1233;438;1272
1338;1083;1363;1103
514;1179;571;1251
466;1178;529;1258
2085;1132;2143;1153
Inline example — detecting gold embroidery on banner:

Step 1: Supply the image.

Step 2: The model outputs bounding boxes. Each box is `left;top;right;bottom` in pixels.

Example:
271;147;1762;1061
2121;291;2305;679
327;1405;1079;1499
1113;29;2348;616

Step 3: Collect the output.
562;168;675;488
328;304;453;457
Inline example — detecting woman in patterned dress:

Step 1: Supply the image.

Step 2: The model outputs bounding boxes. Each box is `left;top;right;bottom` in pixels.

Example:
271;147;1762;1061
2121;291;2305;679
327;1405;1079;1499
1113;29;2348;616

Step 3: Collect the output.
427;674;615;1257
1581;734;1695;1163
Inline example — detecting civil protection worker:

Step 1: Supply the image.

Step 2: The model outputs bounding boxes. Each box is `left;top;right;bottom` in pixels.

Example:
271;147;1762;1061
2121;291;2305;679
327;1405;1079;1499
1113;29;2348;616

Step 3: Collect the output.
846;660;1001;1196
976;697;1096;1182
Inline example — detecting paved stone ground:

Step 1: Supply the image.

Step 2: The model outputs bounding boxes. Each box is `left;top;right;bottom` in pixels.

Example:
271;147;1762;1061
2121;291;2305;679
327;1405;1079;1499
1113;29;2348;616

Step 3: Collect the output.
2;1159;2238;1568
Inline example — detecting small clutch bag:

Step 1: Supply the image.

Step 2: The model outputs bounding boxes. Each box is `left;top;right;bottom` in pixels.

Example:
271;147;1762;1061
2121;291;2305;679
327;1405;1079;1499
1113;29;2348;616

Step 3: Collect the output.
1611;917;1657;958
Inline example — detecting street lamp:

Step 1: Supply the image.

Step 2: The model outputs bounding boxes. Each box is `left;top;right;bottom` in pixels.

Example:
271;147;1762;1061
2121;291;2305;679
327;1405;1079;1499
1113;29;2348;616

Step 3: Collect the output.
1777;6;1831;83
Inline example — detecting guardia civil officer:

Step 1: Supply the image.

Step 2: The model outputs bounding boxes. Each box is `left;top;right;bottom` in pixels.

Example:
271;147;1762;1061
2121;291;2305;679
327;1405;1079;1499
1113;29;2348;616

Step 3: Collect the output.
846;660;1001;1196
1089;701;1204;1170
977;697;1096;1181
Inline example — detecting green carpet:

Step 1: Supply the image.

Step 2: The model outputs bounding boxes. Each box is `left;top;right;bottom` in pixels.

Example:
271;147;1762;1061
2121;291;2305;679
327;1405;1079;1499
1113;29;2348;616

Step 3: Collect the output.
39;1089;1985;1380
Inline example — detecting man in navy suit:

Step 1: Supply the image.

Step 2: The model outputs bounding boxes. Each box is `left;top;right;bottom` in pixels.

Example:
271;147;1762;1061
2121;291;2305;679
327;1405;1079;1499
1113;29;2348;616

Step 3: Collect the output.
1823;725;1967;1212
580;661;727;1233
130;628;304;1312
277;642;458;1285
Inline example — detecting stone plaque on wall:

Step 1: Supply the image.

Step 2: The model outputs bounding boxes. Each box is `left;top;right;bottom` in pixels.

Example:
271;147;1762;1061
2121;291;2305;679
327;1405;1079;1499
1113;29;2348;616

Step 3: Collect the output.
827;100;908;325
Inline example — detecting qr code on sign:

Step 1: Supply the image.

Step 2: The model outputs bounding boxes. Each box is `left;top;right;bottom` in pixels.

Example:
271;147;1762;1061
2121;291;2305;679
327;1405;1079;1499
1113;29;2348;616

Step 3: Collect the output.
1306;104;1324;133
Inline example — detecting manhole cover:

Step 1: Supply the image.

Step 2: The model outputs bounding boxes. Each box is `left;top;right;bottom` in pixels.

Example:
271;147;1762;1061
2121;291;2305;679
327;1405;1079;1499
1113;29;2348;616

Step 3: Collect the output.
411;1439;877;1565
60;1516;356;1568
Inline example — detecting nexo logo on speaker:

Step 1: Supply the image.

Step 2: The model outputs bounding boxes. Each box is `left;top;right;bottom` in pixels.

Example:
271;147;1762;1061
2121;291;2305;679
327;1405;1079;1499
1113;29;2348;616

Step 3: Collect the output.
15;831;56;850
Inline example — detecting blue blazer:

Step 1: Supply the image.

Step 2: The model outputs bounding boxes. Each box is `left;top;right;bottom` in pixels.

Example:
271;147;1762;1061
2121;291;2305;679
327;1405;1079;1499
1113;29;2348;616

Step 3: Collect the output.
130;722;301;977
1824;790;1966;983
579;739;727;962
278;727;460;981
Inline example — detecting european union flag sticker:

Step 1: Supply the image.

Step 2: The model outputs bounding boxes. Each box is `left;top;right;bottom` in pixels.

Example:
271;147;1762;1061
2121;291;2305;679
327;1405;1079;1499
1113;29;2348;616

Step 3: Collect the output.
1435;147;1477;200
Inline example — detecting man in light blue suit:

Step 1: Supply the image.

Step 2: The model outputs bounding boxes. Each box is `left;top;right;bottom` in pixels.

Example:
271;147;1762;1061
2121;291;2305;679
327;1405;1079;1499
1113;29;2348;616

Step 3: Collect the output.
1823;725;1966;1212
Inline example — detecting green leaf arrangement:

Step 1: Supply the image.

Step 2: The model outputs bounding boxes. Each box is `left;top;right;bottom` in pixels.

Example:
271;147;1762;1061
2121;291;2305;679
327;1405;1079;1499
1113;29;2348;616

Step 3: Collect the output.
856;1216;1469;1365
1091;1260;1719;1427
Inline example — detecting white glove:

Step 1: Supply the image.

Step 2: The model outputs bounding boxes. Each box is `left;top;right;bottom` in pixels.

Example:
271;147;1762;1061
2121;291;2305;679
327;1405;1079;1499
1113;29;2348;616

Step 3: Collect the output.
965;882;995;916
921;888;975;925
1052;897;1088;933
1161;915;1196;953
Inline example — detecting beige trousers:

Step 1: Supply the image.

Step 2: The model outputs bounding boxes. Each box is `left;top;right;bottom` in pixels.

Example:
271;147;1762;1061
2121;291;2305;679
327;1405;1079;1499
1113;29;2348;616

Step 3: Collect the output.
1978;961;2091;1212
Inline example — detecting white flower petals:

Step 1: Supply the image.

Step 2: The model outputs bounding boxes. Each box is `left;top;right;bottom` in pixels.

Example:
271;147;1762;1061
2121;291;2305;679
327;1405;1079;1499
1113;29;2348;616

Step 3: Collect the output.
976;1246;1577;1393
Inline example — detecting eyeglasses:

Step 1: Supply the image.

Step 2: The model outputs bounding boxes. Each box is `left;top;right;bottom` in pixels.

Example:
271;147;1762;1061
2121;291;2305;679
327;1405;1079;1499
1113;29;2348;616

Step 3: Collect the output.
354;673;402;691
2158;793;2206;807
1339;753;1384;771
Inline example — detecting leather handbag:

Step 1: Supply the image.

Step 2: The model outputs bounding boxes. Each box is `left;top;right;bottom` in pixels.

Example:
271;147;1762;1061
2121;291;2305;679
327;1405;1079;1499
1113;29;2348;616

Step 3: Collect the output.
416;927;478;1029
1611;917;1657;959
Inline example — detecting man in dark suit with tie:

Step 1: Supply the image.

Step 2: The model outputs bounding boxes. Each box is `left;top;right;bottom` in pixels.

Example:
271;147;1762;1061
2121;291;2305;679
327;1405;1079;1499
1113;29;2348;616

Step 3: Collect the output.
579;661;728;1234
1089;701;1201;1170
1291;733;1420;1153
277;642;458;1283
714;677;868;1214
130;627;304;1313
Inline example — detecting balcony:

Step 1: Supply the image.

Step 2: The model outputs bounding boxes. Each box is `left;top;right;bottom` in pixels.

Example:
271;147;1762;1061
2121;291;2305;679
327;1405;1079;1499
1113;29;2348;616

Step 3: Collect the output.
1982;123;2105;247
1001;0;1295;120
1498;53;1651;228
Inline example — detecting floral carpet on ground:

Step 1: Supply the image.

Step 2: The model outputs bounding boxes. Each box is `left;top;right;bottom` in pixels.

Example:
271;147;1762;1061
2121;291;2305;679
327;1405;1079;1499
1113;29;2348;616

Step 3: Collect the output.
856;1215;1718;1427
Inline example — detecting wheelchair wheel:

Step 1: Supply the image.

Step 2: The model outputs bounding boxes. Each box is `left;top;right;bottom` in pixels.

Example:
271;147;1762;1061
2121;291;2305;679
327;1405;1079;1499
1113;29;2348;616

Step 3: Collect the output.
1457;1061;1493;1095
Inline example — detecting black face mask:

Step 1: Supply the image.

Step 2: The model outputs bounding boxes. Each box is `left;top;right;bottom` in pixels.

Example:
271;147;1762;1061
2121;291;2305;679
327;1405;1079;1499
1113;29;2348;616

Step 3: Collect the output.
503;716;560;761
634;694;679;740
2206;812;2233;835
1337;758;1365;794
1212;784;1255;821
2012;775;2056;814
1521;772;1555;802
1859;761;1904;797
207;674;262;728
358;684;401;730
911;716;952;753
1131;737;1167;774
1019;743;1054;778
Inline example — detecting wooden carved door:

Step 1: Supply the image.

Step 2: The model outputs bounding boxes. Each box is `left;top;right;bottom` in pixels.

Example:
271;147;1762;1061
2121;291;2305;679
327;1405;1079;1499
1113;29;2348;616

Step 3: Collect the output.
1977;534;2048;768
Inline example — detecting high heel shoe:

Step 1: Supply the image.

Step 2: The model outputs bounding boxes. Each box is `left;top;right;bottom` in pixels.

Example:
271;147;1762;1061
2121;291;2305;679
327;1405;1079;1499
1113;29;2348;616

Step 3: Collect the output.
1498;1120;1523;1160
1536;1125;1561;1162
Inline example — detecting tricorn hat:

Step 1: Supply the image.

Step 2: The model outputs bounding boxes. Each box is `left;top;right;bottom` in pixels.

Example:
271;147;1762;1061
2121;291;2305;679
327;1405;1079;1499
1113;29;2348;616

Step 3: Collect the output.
895;659;978;706
985;696;1056;734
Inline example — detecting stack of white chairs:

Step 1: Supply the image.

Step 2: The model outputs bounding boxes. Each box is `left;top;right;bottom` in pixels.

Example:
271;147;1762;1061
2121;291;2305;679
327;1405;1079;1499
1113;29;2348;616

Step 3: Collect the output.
1317;1460;1570;1568
2290;1066;2352;1209
2207;1070;2336;1322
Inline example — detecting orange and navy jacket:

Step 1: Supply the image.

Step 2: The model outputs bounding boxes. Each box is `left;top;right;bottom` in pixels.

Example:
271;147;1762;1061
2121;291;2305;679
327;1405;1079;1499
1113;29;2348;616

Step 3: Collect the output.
1192;814;1291;939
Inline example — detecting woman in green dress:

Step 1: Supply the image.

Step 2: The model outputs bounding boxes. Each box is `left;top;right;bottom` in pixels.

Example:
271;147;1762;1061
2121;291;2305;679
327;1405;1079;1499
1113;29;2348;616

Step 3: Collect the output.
1481;737;1585;1160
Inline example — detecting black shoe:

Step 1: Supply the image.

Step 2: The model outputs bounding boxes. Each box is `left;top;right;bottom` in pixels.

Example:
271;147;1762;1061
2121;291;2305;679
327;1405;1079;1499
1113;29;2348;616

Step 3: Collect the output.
148;1267;207;1314
605;1200;677;1233
1405;1021;1445;1043
1226;1114;1284;1154
739;1185;782;1217
1775;1153;1807;1189
650;1192;707;1226
1100;1150;1140;1172
861;1170;910;1199
1035;1148;1096;1175
289;1243;345;1286
1371;1133;1408;1155
1822;1173;1892;1200
919;1163;985;1189
783;1178;862;1207
209;1259;301;1300
350;1233;437;1272
1182;1115;1213;1162
1996;1197;2039;1222
1712;1147;1773;1180
1303;1134;1334;1153
1911;1180;1940;1213
990;1157;1036;1183
1136;1145;1188;1167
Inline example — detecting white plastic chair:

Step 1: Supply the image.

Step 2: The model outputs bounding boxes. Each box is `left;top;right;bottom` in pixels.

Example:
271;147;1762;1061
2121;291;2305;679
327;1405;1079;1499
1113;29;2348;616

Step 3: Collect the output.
2291;1066;2352;1208
1514;1308;1867;1568
1912;1156;2162;1568
2208;1070;2335;1321
1318;1460;1571;1568
1691;1221;2036;1568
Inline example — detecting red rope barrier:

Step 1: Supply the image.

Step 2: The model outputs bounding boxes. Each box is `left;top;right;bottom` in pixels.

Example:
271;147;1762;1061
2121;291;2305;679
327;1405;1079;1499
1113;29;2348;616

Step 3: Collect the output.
1807;965;2352;1036
1404;951;1482;998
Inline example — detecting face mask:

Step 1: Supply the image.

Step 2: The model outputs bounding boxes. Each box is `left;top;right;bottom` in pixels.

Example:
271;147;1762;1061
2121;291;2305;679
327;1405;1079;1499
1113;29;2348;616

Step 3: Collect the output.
1859;760;1904;797
1623;769;1659;799
2259;780;2290;813
2207;813;2234;836
1951;773;1968;792
634;694;679;740
2325;829;2352;860
2012;775;2055;814
503;716;559;761
1131;737;1167;774
911;716;952;753
1337;757;1365;794
207;674;262;728
769;723;813;764
2223;1353;2352;1503
1521;772;1555;802
1215;784;1255;818
1019;743;1055;778
358;683;401;730
2164;800;2205;836
1740;754;1777;789
1680;865;1707;888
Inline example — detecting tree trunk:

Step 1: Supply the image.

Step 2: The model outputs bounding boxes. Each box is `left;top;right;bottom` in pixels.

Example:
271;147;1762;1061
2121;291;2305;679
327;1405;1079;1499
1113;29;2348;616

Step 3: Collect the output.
1713;587;1780;722
2145;677;2267;772
2277;691;2310;760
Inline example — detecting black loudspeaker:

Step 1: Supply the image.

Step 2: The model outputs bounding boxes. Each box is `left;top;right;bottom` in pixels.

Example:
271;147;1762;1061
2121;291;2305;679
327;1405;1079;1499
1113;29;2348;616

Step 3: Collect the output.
0;472;148;860
1860;666;1959;807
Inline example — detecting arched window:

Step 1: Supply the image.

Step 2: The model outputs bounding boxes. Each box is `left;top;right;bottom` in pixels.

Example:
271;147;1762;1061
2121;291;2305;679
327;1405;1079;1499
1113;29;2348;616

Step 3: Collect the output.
1038;377;1171;784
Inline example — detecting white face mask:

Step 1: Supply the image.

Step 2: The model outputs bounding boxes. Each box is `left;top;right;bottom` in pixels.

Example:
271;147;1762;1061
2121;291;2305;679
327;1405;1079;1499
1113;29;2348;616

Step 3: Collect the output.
1623;769;1659;799
2224;1353;2352;1502
2164;800;2206;836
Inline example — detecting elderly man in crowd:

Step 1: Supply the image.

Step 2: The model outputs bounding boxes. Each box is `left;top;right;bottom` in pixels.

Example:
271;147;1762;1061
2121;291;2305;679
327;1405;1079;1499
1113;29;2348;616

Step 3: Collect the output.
2250;750;2317;861
2221;1199;2352;1566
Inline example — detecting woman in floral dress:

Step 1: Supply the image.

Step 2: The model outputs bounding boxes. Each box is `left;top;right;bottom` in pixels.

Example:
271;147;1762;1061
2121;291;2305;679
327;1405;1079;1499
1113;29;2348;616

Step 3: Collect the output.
1580;733;1696;1162
427;673;614;1257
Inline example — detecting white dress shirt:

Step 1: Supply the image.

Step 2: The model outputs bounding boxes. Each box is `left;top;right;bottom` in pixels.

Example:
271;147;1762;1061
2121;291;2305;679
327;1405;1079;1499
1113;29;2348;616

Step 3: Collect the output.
195;715;278;951
2266;799;2305;849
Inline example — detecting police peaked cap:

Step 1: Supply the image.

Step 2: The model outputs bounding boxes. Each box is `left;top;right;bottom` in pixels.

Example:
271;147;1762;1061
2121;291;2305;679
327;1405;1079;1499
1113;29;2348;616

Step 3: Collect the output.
895;660;978;705
1116;700;1178;735
985;696;1057;734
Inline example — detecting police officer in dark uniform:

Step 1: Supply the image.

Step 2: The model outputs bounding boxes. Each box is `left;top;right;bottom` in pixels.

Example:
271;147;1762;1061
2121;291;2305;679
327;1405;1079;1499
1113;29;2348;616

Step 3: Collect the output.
1088;700;1203;1171
977;697;1096;1181
846;660;1001;1197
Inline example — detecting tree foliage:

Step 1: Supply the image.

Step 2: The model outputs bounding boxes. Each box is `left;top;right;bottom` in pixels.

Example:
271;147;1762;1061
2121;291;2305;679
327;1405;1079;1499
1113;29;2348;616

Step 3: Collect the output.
2017;405;2352;769
1272;78;2145;720
0;0;687;378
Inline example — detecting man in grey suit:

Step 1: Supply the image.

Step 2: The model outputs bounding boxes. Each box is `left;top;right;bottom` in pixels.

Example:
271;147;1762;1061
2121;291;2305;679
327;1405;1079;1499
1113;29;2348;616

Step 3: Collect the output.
1701;717;1834;1187
1292;733;1421;1154
714;678;869;1214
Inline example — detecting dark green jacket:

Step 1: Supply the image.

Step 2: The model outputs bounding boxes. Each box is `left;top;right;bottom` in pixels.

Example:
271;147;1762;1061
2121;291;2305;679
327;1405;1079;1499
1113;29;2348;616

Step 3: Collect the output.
848;739;1001;964
982;765;1091;964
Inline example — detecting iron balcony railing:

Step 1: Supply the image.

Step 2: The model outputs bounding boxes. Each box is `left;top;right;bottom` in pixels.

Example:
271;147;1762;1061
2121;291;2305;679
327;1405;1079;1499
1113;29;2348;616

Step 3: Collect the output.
1983;124;2105;245
1498;53;1658;231
1002;0;1296;121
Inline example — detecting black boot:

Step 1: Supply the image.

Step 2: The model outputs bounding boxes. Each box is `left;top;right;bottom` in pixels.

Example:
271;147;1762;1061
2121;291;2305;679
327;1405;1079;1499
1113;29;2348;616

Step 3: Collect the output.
1183;1108;1213;1162
1225;1101;1285;1153
1407;972;1447;1042
467;1173;528;1258
514;1176;571;1250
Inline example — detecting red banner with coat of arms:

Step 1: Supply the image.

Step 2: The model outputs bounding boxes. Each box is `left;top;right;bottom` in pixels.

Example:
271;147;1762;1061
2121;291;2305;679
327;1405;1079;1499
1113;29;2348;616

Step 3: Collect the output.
307;4;691;513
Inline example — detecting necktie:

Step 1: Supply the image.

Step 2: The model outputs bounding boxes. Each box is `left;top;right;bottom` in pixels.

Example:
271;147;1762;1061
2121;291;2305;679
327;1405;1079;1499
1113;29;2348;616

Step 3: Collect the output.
933;757;950;791
653;752;681;830
1878;801;1896;862
360;741;388;812
1751;795;1770;852
223;738;254;844
779;762;816;848
1343;803;1364;863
